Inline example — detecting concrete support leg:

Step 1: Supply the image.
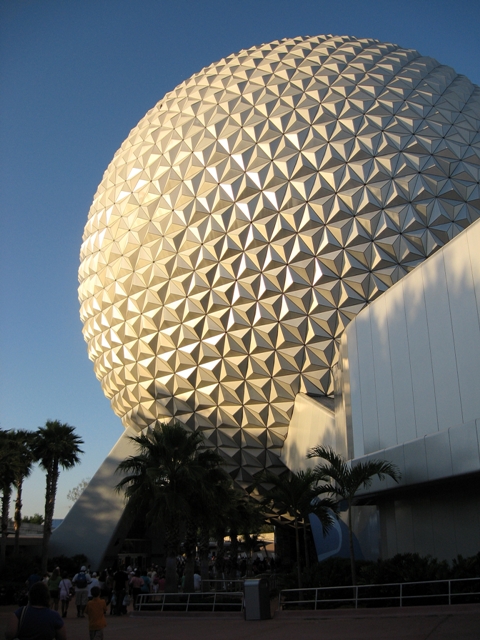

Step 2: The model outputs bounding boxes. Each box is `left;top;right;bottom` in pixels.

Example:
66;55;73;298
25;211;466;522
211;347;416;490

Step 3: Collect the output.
49;428;138;569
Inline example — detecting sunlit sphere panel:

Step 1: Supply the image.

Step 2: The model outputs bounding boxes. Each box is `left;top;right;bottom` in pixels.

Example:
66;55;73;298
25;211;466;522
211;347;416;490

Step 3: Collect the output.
79;34;480;485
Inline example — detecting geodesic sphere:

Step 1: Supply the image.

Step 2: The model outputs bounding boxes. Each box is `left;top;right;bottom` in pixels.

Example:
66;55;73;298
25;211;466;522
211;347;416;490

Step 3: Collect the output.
79;34;480;485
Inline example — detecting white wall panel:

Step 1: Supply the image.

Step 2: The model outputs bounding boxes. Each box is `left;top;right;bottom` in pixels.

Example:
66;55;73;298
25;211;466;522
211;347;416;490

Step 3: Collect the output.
340;217;480;493
379;502;398;557
422;253;463;430
403;438;428;485
380;444;406;491
430;498;456;560
355;446;406;495
449;421;480;476
370;295;397;449
354;309;380;454
376;490;480;560
425;430;453;480
392;499;415;554
49;428;139;569
385;281;416;444
476;419;480;461
453;492;480;557
445;233;480;424
334;337;353;459
411;496;434;556
355;424;480;493
466;220;480;322
280;393;335;472
347;323;365;458
403;269;438;437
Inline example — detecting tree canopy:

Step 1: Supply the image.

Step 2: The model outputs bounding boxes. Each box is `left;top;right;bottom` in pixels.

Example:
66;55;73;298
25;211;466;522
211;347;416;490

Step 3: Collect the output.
33;420;84;572
116;422;229;592
308;445;400;585
260;468;337;587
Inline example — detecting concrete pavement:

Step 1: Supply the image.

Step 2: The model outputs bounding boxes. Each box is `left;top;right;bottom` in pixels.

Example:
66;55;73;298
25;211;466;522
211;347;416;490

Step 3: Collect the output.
2;603;480;639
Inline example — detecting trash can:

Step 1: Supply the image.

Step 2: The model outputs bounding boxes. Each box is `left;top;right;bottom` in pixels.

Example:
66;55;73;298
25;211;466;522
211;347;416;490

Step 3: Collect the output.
244;578;271;620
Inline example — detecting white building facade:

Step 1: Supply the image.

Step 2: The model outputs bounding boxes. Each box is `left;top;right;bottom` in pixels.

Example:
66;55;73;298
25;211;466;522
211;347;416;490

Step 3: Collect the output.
333;216;480;559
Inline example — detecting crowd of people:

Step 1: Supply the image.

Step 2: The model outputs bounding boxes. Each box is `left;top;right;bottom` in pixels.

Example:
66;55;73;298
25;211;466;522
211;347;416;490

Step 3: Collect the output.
6;575;109;640
21;564;169;618
5;554;278;640
6;563;169;640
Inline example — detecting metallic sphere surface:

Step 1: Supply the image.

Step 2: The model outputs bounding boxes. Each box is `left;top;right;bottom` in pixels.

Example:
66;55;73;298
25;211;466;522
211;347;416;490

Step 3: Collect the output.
79;35;480;485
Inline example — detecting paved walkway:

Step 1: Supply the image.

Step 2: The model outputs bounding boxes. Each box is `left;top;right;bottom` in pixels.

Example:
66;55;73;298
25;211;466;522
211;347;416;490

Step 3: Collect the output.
1;603;480;639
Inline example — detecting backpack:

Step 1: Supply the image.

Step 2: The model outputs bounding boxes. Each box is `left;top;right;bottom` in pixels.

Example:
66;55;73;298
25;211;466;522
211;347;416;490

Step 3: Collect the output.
76;572;87;589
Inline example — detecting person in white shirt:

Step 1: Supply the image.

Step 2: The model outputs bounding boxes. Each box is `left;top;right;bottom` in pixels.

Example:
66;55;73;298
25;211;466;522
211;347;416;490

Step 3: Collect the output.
193;572;201;592
87;572;101;599
59;572;73;618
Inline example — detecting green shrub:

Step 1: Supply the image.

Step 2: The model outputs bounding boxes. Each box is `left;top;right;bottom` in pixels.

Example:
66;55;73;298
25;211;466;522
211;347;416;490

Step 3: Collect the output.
302;557;373;587
450;553;480;579
359;553;450;584
49;553;88;575
0;552;89;606
285;552;480;591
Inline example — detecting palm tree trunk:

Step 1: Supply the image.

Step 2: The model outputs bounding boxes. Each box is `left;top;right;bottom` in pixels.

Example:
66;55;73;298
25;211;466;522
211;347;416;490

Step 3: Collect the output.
247;546;253;577
347;501;356;586
41;461;59;573
242;534;256;577
164;520;179;593
1;486;11;571
198;526;210;592
294;517;302;589
165;555;178;593
215;525;226;579
229;530;239;579
183;520;197;592
14;478;24;556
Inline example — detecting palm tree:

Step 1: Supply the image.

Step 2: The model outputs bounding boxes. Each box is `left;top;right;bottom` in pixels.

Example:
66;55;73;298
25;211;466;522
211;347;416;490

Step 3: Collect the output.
189;450;231;591
179;448;231;592
115;422;224;593
0;431;22;570
224;489;264;580
260;468;336;588
212;483;245;582
32;420;84;573
307;445;400;585
240;531;261;576
11;430;35;556
297;474;338;572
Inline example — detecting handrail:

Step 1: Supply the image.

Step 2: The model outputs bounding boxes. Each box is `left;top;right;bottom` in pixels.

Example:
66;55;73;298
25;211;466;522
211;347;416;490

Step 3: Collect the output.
136;590;244;613
200;579;245;591
279;576;480;610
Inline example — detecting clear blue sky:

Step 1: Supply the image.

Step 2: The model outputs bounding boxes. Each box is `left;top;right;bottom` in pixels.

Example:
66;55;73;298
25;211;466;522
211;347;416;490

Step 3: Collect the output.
1;0;479;518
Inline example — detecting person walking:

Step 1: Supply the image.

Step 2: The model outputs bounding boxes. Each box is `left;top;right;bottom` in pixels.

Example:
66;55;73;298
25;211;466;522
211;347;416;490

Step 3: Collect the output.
194;570;202;592
84;586;107;640
87;573;101;600
59;572;73;618
25;566;42;590
129;569;144;610
140;571;151;598
72;566;91;618
48;567;62;611
5;582;66;640
112;568;128;616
